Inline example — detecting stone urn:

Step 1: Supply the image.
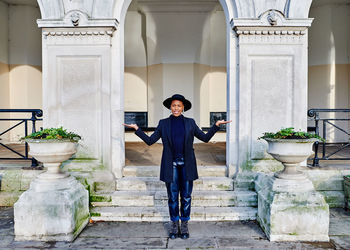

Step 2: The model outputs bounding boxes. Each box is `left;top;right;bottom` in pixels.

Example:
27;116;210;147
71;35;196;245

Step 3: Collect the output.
344;175;350;209
25;139;77;179
15;138;89;241
264;138;318;180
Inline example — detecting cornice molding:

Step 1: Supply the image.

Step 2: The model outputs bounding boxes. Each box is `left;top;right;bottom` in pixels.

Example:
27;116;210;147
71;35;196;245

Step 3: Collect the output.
231;10;313;36
234;27;307;36
42;30;114;37
37;10;118;29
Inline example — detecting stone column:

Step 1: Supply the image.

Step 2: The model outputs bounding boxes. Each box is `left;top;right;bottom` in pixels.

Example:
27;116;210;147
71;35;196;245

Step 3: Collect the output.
231;9;330;241
37;12;120;181
232;10;313;172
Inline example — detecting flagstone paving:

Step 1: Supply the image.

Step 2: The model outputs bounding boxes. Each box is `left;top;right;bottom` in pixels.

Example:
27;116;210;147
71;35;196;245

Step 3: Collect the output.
1;207;350;249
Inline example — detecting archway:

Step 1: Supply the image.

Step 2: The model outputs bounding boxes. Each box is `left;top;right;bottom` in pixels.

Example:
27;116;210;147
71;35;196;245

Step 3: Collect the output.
123;0;228;169
111;0;237;178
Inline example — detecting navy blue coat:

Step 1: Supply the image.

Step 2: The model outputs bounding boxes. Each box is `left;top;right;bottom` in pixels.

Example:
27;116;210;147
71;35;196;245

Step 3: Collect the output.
135;116;220;182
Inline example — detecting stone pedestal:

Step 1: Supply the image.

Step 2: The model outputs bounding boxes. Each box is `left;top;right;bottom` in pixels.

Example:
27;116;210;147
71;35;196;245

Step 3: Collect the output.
257;175;329;242
14;175;89;241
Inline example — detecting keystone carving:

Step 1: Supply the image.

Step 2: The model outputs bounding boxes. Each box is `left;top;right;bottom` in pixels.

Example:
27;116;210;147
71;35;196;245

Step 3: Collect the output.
267;10;277;26
71;12;80;26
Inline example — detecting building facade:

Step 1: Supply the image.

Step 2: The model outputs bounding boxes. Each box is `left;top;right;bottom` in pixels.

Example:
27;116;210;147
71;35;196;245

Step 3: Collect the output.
0;0;349;178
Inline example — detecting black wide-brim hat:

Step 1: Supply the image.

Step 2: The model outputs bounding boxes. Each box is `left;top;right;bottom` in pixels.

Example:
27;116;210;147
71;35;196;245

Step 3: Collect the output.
163;94;192;111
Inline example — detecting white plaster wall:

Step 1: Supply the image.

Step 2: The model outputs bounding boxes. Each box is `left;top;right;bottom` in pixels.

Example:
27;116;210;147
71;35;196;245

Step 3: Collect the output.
8;4;42;141
209;10;226;67
308;0;350;142
123;5;227;141
124;11;147;67
9;5;42;66
0;1;10;141
0;2;8;64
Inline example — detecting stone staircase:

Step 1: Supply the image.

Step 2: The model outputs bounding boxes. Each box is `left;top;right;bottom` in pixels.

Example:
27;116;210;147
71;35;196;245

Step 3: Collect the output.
90;165;257;222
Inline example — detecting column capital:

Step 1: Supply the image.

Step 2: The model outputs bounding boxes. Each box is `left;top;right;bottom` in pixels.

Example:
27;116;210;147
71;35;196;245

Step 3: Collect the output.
37;10;118;30
231;10;313;36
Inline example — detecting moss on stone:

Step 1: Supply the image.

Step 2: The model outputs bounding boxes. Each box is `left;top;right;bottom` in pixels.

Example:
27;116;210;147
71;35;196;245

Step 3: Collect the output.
90;212;101;217
90;195;112;202
217;184;230;190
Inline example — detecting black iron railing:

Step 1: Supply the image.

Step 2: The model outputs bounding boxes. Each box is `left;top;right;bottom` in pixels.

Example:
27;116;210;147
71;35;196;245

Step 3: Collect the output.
0;109;43;167
308;109;350;166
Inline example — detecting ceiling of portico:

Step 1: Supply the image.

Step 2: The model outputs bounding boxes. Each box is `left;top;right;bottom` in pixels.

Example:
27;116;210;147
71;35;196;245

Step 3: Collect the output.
128;0;223;13
0;0;38;6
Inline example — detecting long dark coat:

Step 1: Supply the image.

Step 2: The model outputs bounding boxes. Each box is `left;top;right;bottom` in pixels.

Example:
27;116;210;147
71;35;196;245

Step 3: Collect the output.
135;116;220;182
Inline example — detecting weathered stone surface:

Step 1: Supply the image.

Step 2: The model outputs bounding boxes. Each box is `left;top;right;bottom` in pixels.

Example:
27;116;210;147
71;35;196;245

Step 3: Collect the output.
123;165;227;177
90;206;257;222
251;159;284;173
61;159;105;172
0;191;22;206
257;174;329;242
111;191;155;207
154;190;257;207
19;170;43;191
14;176;89;241
70;170;116;194
303;169;344;191
319;191;345;208
233;172;256;191
0;170;22;191
116;177;233;191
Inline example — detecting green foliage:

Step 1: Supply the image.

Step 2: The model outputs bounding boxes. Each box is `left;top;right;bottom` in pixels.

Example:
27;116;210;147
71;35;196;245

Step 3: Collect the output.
259;127;324;141
22;127;81;142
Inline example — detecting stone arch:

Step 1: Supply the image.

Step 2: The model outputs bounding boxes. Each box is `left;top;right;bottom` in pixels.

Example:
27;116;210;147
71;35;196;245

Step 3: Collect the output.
109;0;239;178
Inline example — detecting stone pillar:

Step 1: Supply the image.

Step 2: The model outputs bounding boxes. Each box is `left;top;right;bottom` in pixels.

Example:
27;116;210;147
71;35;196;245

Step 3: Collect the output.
14;175;89;241
255;174;329;241
37;12;120;179
232;10;313;172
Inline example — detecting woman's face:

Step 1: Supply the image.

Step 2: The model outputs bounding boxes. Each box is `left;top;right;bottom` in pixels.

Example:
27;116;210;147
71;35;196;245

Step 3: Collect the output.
171;100;184;117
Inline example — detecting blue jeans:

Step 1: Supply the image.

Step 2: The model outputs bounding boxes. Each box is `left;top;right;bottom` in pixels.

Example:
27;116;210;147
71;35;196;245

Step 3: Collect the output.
166;158;193;222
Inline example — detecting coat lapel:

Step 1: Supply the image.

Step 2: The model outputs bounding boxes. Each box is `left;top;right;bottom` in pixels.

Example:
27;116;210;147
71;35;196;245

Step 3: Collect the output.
183;117;190;143
166;117;173;147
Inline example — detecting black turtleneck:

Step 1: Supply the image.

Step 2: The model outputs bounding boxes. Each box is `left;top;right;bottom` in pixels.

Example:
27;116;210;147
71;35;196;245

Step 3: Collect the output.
170;115;185;160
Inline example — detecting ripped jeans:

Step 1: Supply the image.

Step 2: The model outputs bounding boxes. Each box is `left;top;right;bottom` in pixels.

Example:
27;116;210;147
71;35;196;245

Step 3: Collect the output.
165;158;193;222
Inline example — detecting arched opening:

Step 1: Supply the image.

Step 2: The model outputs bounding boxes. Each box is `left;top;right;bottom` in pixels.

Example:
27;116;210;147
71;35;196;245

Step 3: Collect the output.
121;0;229;172
0;0;42;164
308;0;350;165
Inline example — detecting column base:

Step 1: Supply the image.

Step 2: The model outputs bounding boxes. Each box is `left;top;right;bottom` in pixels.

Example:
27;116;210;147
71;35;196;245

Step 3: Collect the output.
257;175;329;242
14;176;89;242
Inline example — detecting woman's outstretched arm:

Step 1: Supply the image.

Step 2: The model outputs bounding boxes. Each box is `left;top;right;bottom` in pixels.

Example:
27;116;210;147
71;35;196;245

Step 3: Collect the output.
123;122;162;146
193;119;232;142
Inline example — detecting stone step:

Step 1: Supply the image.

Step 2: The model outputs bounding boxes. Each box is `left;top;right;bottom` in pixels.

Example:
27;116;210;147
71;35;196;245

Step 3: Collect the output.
116;177;234;191
90;206;257;222
91;190;257;207
123;165;227;177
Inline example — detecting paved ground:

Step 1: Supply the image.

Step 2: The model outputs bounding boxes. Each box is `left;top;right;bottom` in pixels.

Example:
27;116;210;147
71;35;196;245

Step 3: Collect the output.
1;207;350;249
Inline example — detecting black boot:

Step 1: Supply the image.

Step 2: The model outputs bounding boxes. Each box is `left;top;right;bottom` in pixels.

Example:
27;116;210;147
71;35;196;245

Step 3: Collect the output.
180;220;189;239
169;221;179;239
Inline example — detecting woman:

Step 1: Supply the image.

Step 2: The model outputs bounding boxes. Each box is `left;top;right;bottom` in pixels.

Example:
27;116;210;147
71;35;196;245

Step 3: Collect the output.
123;94;231;239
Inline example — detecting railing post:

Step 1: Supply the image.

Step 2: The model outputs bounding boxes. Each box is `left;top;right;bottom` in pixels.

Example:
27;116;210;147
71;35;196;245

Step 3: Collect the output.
30;111;39;167
323;120;327;159
313;112;320;166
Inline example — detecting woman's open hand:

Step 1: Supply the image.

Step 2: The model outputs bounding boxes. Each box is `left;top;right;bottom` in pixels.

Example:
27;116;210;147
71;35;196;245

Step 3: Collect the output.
215;120;232;127
123;123;139;130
